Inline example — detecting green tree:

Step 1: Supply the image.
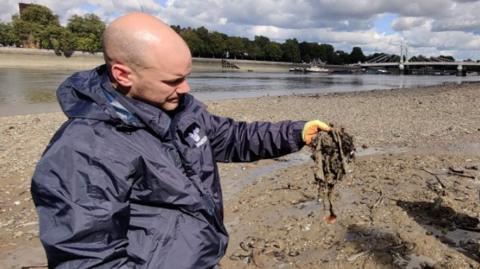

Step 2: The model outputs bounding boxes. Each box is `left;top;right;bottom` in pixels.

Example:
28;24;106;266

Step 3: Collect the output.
330;50;349;65
439;55;455;62
226;36;245;59
11;4;59;48
195;26;209;41
299;42;311;62
253;36;270;60
170;25;182;33
20;4;59;26
265;42;282;61
309;43;324;62
59;29;76;57
37;24;64;50
191;27;211;57
349;46;366;64
11;15;39;47
0;22;18;46
75;35;97;53
254;36;270;48
282;38;301;63
67;14;105;53
208;31;227;58
237;37;251;59
36;27;74;56
320;44;335;63
244;41;261;60
180;28;206;57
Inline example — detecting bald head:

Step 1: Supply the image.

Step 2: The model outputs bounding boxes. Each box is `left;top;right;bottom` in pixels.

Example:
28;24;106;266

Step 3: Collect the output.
102;12;191;71
102;13;192;111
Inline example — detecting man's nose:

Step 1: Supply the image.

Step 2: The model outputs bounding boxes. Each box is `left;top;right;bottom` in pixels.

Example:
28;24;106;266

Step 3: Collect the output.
176;80;190;94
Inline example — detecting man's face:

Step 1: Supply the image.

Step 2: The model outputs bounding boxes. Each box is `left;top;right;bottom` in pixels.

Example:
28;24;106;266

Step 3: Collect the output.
130;63;191;111
113;27;193;111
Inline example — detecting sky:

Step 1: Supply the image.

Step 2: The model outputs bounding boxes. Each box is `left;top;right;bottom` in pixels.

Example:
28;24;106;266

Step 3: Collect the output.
1;0;480;60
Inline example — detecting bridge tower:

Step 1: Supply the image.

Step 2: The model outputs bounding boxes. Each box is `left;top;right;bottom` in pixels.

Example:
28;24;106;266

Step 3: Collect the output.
399;39;408;74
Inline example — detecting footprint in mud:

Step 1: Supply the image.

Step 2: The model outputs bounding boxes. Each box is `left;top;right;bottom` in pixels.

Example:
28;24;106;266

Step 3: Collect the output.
397;200;480;263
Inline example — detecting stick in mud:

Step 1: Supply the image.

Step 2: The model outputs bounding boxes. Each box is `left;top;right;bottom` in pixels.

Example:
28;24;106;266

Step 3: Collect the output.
310;126;355;224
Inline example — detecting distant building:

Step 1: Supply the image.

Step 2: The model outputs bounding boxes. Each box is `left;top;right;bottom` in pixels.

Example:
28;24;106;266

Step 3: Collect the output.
19;3;36;18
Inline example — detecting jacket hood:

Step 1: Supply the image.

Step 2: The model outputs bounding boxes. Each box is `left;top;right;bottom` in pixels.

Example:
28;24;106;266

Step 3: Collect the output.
57;65;193;139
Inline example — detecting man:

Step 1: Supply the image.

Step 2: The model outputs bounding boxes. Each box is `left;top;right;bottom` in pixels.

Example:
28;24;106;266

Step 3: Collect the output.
31;12;330;268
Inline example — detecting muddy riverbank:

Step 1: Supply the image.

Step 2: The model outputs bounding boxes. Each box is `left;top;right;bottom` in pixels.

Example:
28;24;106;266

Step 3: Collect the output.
0;82;479;268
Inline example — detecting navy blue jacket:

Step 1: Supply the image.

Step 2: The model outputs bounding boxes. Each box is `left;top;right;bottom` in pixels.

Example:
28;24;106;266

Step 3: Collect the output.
31;65;306;268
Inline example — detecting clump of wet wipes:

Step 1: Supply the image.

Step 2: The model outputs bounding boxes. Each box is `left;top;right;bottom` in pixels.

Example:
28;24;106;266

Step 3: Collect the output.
311;126;355;224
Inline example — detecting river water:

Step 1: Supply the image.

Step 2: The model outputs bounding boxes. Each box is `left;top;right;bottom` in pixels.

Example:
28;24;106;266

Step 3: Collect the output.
1;68;479;116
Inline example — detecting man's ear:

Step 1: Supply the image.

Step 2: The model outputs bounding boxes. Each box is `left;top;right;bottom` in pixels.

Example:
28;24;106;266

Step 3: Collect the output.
111;63;133;88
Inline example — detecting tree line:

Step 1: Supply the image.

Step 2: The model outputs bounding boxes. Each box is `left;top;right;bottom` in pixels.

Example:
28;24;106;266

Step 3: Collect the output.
0;4;457;63
0;4;104;56
174;25;369;64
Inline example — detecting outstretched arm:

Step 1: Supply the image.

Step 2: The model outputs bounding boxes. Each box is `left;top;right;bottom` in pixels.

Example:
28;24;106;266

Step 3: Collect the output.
205;113;306;162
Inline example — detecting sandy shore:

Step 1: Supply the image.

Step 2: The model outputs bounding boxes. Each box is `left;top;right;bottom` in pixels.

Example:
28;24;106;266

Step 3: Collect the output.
0;83;479;268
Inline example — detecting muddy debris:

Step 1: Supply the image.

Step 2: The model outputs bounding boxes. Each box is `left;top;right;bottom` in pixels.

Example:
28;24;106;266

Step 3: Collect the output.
310;126;355;224
465;164;478;171
229;236;294;267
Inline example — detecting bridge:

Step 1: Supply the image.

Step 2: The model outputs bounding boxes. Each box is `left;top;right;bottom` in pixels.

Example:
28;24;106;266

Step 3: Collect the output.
359;58;480;76
356;41;479;75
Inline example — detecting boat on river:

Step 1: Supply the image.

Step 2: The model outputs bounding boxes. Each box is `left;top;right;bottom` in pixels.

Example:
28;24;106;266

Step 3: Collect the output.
289;67;305;72
304;66;332;73
289;65;332;73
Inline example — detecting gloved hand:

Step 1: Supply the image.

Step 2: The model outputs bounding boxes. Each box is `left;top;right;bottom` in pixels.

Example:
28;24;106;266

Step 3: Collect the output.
302;120;331;145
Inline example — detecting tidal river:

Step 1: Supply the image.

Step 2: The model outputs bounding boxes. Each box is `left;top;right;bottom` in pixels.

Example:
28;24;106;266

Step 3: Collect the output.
0;68;479;116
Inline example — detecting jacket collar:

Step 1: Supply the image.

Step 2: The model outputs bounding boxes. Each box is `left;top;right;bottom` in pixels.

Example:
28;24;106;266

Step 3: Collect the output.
58;65;192;139
98;66;190;139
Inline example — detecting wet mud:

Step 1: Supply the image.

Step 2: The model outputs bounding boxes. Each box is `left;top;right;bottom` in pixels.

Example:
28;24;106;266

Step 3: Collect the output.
220;147;480;269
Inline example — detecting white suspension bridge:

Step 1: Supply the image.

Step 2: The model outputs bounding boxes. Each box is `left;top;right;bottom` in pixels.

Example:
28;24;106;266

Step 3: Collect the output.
357;41;480;76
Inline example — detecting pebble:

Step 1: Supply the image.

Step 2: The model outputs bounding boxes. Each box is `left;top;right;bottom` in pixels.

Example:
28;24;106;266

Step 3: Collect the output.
22;221;38;227
13;231;24;238
288;250;300;257
302;223;312;231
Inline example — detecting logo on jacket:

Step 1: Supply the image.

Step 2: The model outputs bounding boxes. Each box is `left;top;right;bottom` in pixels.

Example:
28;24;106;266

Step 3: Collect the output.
188;127;207;147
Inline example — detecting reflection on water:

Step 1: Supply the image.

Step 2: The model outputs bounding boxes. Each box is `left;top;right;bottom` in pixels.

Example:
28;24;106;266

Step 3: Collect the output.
0;68;70;108
1;67;480;116
24;89;57;103
188;72;480;100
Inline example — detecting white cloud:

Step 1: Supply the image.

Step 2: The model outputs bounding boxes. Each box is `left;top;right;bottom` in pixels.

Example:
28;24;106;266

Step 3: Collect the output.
0;0;20;22
430;1;480;34
391;17;429;31
218;17;227;25
1;0;479;60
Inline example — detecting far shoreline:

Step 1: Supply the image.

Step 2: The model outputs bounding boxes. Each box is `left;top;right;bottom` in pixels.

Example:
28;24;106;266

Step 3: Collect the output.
0;47;292;72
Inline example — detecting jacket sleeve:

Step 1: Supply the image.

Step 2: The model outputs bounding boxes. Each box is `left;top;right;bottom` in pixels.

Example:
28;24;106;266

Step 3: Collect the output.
205;112;307;162
31;144;133;269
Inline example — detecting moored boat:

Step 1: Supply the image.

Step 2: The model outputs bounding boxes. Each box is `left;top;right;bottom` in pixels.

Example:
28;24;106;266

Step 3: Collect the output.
304;66;332;73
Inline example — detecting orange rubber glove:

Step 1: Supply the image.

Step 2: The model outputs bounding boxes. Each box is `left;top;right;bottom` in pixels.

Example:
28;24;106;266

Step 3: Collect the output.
302;120;331;145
